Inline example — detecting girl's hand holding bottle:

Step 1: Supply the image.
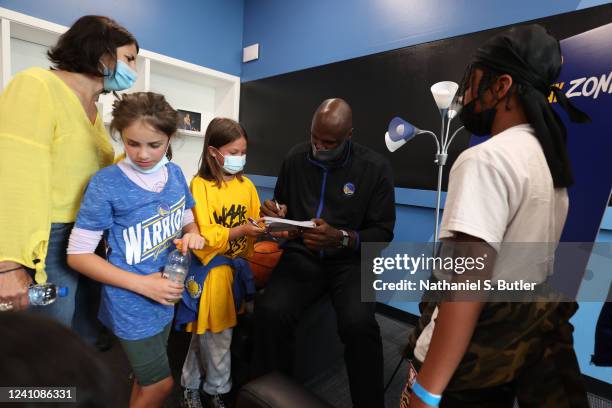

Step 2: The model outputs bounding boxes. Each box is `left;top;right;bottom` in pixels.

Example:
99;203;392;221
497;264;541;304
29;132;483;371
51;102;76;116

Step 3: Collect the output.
138;272;184;305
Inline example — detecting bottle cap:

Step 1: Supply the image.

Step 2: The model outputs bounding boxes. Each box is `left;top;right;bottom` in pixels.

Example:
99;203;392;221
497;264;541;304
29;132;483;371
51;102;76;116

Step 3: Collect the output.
57;287;69;297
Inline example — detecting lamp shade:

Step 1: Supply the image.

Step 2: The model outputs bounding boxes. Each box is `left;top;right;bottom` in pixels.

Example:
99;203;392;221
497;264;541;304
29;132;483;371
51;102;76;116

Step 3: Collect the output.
388;117;418;142
385;131;407;152
430;81;459;110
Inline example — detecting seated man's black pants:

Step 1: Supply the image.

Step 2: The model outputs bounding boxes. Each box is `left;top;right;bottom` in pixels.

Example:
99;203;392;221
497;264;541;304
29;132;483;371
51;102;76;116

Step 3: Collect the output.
252;248;384;408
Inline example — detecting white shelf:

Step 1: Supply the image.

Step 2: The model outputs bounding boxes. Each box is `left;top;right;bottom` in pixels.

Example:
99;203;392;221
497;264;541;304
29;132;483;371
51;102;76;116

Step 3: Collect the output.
0;7;240;180
10;19;60;47
178;129;205;138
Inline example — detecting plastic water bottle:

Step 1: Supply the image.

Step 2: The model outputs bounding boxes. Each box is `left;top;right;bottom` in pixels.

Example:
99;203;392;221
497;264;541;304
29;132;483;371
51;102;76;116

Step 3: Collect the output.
162;249;190;303
29;283;69;306
0;283;68;311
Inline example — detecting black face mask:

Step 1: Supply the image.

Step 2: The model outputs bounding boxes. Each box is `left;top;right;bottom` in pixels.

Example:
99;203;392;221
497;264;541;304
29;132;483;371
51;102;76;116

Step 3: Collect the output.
312;139;347;162
458;99;497;137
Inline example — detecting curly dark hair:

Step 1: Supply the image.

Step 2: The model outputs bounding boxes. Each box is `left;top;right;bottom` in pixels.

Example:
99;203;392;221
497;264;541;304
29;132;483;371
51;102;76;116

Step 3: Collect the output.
48;15;138;76
110;92;179;159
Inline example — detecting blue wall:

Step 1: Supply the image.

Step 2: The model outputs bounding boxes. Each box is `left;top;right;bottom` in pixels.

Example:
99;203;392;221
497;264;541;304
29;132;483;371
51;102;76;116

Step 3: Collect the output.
242;0;609;81
0;0;244;76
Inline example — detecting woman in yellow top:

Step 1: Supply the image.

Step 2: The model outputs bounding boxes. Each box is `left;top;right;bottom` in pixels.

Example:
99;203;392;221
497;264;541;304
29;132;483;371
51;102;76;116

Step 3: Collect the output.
180;118;264;407
0;16;138;328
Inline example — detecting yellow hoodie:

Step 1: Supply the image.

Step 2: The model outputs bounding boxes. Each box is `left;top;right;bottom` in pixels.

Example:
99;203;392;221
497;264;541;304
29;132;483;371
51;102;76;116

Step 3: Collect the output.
0;67;114;283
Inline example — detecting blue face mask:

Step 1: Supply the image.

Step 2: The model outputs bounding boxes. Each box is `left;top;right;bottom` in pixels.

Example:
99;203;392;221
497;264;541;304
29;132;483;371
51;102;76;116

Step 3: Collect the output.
125;154;169;174
125;154;170;174
124;142;170;174
222;155;246;174
103;60;137;91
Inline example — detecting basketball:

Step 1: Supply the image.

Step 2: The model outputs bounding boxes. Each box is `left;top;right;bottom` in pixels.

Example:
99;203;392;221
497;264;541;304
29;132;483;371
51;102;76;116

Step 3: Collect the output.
248;240;283;288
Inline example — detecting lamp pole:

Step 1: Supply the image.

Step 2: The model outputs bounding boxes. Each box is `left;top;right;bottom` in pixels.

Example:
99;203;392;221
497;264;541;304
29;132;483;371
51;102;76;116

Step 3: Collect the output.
433;153;446;245
434;116;464;249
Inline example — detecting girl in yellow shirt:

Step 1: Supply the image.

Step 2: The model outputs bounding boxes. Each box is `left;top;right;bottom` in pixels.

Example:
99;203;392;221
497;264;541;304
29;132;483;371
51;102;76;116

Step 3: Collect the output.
179;118;264;407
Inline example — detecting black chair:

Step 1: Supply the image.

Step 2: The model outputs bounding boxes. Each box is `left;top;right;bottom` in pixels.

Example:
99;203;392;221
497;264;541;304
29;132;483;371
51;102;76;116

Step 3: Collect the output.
236;372;333;408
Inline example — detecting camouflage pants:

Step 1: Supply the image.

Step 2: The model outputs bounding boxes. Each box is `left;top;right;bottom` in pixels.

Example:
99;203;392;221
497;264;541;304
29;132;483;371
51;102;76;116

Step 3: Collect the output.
407;302;590;408
437;338;589;407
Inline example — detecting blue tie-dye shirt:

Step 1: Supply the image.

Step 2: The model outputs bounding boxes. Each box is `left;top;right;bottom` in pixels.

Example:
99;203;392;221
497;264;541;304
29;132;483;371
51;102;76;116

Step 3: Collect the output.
75;162;195;340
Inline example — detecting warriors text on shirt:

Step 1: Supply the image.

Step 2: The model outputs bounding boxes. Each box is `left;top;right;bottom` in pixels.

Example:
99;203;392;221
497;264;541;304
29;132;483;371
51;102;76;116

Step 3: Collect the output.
123;197;186;265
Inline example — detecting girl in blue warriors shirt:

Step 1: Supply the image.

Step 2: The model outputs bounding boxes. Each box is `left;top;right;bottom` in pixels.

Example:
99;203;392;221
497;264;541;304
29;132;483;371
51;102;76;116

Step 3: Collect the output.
67;92;205;408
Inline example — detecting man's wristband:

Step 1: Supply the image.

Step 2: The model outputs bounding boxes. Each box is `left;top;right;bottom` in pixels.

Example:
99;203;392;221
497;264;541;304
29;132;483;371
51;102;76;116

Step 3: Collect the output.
412;380;442;407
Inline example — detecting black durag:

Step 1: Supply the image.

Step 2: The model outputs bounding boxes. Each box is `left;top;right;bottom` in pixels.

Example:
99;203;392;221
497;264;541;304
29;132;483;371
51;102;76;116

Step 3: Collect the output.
465;24;590;188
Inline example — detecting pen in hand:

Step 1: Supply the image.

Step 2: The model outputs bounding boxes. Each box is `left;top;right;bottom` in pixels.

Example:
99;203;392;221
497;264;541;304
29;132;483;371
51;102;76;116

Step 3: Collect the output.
248;217;264;229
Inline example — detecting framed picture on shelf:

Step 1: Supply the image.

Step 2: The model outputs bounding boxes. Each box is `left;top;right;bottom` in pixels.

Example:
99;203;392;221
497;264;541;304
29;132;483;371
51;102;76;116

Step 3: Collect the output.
177;109;201;132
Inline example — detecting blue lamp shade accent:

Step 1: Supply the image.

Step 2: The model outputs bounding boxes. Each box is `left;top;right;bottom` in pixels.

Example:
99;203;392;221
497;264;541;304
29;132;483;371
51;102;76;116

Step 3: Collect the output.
388;117;418;142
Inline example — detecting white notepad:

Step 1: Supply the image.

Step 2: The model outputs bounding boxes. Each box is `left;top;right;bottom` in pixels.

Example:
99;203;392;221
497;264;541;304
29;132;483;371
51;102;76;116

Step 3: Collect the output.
263;216;316;232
